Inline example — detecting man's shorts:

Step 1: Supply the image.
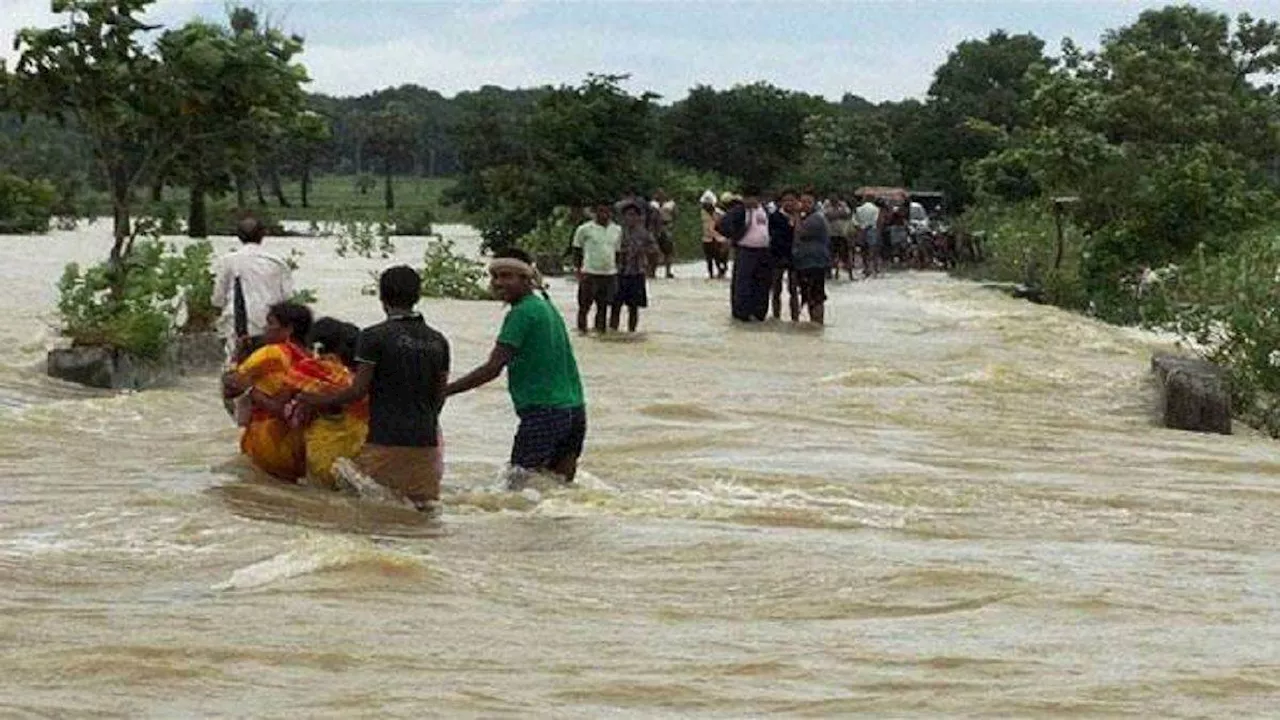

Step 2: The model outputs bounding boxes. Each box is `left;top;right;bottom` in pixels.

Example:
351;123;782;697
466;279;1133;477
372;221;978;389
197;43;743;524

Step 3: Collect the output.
578;273;617;308
794;267;828;306
511;406;587;471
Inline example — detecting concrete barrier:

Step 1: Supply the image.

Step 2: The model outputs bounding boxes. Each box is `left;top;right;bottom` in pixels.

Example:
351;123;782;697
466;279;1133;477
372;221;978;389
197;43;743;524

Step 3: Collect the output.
1151;353;1232;435
46;332;225;390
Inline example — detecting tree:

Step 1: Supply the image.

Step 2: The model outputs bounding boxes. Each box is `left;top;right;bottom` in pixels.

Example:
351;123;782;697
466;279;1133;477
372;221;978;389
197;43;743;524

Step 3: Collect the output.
785;111;900;194
367;101;415;210
660;83;825;189
290;111;331;208
924;30;1048;208
11;0;179;264
448;74;655;251
155;8;308;236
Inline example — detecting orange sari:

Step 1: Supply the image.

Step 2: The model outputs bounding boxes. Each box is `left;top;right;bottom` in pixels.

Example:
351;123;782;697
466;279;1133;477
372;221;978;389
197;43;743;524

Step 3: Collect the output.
235;342;309;481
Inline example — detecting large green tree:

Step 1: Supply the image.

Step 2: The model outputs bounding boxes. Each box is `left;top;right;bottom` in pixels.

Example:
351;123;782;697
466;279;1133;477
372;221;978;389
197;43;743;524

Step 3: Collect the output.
924;30;1048;208
11;0;180;262
449;74;655;250
660;83;826;189
156;8;308;235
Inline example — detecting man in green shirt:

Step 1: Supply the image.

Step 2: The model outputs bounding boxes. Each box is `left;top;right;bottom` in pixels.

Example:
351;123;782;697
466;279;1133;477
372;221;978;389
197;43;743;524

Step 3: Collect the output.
445;248;587;488
571;203;621;334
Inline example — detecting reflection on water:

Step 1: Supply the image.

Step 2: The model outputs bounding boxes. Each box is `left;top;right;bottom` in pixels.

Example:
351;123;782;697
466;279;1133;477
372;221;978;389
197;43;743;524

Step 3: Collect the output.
1;224;1278;717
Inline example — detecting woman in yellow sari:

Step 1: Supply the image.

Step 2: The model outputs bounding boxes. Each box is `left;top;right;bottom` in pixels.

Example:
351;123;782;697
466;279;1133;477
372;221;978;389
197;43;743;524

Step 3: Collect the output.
284;318;369;489
222;303;312;481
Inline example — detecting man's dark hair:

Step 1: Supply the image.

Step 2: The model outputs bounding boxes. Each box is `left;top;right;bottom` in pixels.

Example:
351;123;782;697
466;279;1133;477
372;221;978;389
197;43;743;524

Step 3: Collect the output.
494;246;535;265
742;185;763;198
307;317;361;366
379;265;422;309
236;216;266;244
267;302;313;342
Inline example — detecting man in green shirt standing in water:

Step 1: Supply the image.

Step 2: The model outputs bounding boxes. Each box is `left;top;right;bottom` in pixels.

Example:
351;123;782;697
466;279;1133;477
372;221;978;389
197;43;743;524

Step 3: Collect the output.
445;248;587;489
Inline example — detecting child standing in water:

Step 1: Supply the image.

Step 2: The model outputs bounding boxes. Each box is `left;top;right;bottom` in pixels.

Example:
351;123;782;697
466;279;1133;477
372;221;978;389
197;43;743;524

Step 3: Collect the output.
611;202;659;333
222;302;313;481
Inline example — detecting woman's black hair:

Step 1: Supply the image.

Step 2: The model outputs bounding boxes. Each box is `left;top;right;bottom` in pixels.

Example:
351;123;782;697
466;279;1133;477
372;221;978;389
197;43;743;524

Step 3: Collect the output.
267;302;313;343
307;317;361;366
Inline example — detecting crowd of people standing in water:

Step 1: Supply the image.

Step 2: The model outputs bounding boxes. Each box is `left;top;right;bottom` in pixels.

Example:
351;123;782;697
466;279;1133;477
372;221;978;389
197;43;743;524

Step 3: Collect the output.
215;218;585;513
214;186;934;508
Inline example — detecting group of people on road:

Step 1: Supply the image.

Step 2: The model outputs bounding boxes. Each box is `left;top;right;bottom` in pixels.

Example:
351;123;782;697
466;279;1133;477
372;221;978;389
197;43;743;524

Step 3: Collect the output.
701;188;933;324
568;191;678;335
213;218;587;512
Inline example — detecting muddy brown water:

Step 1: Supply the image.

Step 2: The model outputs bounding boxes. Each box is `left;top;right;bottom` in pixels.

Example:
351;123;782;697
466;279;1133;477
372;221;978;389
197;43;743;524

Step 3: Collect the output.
1;223;1277;717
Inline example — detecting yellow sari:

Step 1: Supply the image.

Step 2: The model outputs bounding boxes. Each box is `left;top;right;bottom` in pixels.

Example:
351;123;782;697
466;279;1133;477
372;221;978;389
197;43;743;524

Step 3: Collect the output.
284;354;369;489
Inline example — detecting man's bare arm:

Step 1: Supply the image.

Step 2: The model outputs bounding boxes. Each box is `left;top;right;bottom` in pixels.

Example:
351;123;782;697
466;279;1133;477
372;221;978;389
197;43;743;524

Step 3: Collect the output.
444;344;513;397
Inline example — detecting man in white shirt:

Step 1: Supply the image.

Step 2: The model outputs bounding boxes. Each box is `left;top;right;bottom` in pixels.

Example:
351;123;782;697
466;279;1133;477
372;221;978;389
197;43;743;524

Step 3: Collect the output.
649;188;677;279
211;216;295;360
571;203;622;334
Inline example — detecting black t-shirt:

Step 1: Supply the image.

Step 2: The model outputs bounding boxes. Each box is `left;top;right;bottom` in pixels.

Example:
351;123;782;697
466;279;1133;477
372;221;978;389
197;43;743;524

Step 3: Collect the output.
355;314;450;447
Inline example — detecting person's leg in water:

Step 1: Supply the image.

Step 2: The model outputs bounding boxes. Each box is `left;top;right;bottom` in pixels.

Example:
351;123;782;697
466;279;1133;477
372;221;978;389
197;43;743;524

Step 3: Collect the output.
787;269;801;322
576;276;592;333
770;268;783;320
593;276;612;333
703;243;716;279
506;406;585;489
608;297;622;331
627;305;640;332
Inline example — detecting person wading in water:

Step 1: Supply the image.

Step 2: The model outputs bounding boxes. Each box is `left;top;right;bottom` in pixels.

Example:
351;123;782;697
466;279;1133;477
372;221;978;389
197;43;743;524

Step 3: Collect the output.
611;202;660;333
212;216;294;362
571;203;621;334
721;186;773;322
298;266;450;512
446;248;587;490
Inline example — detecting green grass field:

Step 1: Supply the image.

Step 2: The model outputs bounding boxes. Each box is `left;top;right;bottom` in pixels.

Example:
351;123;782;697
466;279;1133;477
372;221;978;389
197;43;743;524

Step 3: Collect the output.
276;175;465;224
145;174;465;226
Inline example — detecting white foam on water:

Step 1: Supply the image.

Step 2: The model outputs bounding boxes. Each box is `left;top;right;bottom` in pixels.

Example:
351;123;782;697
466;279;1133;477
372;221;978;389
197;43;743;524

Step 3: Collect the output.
213;534;427;592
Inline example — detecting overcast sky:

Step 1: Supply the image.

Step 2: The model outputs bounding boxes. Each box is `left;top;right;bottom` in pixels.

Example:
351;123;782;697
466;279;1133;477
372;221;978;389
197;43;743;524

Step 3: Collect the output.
3;0;1277;103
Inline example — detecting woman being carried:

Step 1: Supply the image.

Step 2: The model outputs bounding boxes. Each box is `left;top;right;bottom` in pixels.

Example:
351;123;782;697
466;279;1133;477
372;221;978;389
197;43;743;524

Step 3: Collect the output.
221;302;313;481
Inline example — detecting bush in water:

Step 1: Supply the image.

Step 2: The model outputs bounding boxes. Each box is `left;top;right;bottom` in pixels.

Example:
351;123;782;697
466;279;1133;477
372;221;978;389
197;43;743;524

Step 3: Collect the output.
420;238;490;301
388;206;434;236
954;200;1090;311
1138;228;1280;436
0;173;57;234
56;221;316;358
58;235;211;358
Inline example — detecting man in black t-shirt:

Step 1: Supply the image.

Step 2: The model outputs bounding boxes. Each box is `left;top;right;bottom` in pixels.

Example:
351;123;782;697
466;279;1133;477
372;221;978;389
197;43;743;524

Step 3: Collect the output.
299;265;449;510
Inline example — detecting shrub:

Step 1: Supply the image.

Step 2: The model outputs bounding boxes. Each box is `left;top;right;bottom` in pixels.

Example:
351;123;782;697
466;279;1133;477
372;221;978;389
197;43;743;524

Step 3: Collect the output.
1139;227;1280;435
0;174;57;234
389;206;434;236
954;200;1090;310
420;238;491;301
57;231;217;358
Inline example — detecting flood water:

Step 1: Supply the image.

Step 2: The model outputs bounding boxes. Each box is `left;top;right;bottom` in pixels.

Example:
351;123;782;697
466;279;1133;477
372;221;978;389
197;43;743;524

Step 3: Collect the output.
1;223;1278;717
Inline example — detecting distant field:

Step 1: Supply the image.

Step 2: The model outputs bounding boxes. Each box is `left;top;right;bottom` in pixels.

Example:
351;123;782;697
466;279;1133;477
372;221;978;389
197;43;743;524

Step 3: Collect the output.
146;174;465;225
276;175;465;224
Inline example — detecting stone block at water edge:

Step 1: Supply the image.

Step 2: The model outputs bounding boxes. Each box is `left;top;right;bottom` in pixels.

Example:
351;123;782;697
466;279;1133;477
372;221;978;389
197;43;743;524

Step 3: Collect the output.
1151;353;1232;435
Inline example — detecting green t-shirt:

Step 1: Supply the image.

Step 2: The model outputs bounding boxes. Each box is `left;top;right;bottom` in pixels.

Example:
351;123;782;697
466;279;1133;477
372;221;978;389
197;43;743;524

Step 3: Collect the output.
497;293;585;412
572;221;621;275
